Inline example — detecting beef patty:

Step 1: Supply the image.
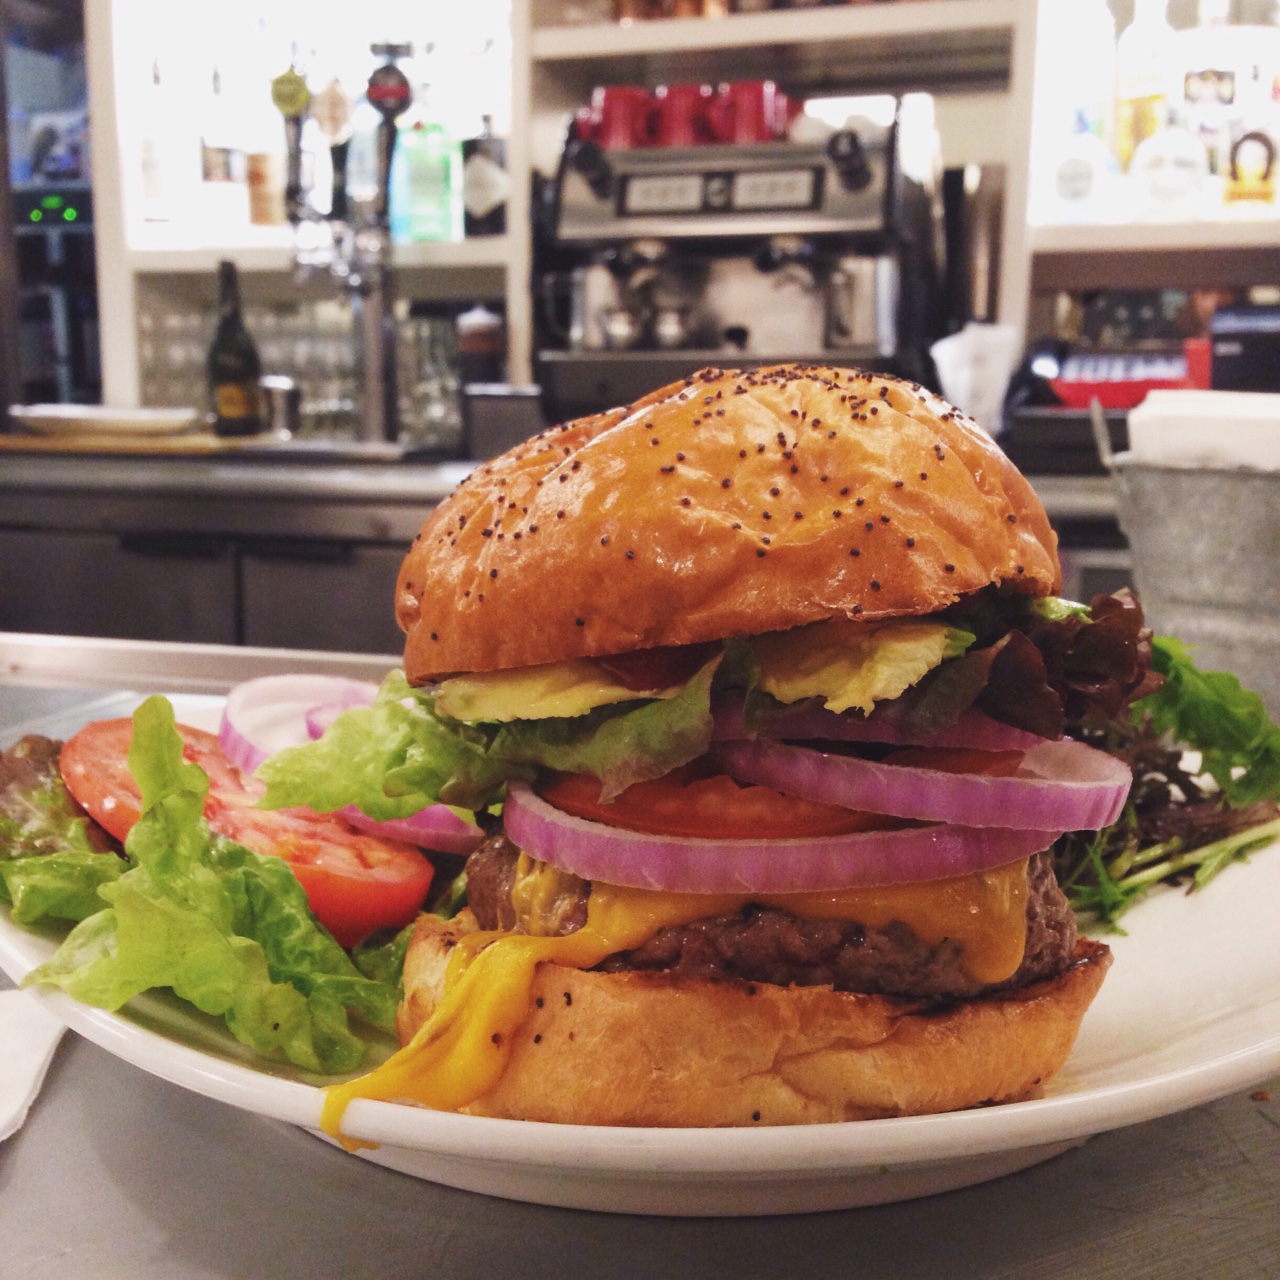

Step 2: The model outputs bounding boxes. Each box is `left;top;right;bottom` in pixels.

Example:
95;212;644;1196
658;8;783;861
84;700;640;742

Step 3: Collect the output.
465;833;1077;1002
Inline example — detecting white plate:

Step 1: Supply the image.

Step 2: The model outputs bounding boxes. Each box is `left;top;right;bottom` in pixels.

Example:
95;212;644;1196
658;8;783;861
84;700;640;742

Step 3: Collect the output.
10;404;201;437
1;697;1279;1216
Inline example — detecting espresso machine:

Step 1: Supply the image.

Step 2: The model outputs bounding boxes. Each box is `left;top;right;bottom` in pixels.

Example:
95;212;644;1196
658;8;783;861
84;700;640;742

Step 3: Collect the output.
535;95;945;419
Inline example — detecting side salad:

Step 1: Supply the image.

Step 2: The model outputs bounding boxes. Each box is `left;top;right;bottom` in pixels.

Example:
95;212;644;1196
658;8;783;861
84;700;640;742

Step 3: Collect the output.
0;698;406;1074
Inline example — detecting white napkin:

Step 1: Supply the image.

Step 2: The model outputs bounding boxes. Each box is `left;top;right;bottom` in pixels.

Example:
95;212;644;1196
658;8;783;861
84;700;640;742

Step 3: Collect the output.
0;989;66;1142
929;322;1020;436
1128;390;1280;470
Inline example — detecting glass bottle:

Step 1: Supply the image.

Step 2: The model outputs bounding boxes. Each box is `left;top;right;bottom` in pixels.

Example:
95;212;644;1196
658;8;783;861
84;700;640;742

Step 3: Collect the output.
389;82;463;243
207;260;263;436
1116;0;1176;171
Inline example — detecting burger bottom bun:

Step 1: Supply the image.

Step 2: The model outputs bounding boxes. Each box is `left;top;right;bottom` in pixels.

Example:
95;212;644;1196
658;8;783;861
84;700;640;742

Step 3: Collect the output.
398;913;1112;1127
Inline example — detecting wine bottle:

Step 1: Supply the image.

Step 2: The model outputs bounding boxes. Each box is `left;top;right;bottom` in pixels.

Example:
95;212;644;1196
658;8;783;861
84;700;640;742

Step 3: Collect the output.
207;260;263;437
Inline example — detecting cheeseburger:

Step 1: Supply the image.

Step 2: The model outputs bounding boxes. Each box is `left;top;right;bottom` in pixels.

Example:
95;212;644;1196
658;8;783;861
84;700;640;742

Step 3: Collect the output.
265;365;1156;1133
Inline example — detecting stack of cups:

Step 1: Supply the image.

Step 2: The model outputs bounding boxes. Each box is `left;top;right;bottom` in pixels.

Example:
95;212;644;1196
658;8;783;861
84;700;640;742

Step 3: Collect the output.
575;80;797;149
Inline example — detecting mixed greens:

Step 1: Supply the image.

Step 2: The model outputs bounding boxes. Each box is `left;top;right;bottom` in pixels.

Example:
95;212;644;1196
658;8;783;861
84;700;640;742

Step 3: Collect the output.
1054;635;1280;930
1;697;402;1074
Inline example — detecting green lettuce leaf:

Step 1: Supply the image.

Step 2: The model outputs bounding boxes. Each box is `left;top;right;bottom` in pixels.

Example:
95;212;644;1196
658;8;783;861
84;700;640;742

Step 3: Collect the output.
0;849;124;925
0;733;126;925
24;696;398;1075
260;656;721;814
1137;636;1280;807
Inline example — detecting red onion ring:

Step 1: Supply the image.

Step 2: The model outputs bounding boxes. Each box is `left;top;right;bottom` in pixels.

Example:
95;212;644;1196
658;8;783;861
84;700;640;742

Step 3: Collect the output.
503;782;1061;895
710;737;1132;833
220;673;483;856
306;699;368;741
220;675;379;773
339;805;482;857
712;697;1049;752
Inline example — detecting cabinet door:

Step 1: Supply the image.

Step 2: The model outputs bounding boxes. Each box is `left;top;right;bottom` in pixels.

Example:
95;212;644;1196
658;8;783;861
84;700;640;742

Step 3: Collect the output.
0;530;238;643
240;541;406;656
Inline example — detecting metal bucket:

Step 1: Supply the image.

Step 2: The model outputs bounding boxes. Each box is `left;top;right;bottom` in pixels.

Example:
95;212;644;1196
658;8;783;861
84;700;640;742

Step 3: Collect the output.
1110;455;1280;719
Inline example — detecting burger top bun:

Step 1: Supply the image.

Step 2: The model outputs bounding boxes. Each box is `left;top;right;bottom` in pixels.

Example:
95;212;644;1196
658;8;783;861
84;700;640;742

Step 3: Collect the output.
398;365;1060;681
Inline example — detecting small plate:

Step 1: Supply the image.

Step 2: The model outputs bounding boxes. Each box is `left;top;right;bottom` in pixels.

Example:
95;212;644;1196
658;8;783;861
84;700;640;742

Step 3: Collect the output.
10;405;201;437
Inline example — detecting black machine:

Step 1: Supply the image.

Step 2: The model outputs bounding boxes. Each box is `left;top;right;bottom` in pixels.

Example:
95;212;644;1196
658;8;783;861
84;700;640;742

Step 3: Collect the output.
534;100;947;420
11;181;99;404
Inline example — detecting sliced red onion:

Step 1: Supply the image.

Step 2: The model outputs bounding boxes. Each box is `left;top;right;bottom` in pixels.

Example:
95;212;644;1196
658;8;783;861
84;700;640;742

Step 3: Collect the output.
220;673;481;855
710;737;1131;833
503;781;1061;895
306;699;364;741
220;675;380;773
712;697;1048;752
339;805;483;857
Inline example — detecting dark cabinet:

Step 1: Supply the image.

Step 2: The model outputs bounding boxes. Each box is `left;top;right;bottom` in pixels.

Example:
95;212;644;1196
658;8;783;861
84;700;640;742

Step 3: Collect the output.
0;457;454;654
241;542;407;655
0;529;409;654
0;529;238;643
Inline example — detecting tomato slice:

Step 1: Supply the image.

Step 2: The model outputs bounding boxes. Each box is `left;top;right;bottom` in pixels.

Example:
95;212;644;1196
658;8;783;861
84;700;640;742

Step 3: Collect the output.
539;762;900;840
60;718;434;948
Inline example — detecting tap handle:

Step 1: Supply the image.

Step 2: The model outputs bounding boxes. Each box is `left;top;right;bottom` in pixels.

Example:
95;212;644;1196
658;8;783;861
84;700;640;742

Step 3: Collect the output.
329;139;351;224
271;67;311;224
365;50;412;229
312;79;354;225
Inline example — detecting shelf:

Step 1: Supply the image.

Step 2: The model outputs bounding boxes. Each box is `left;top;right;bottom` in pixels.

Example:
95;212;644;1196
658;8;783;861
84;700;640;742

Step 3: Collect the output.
126;235;514;276
530;0;1017;94
1030;220;1280;256
1029;219;1280;292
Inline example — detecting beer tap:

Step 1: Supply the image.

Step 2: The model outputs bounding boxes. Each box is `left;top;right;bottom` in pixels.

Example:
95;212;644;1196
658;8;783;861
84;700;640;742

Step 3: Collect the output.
356;43;412;442
273;44;412;443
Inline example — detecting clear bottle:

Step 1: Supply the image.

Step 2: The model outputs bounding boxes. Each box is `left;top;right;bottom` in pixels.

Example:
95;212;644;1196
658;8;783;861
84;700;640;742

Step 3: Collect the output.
1116;0;1176;171
1173;0;1241;178
1130;109;1211;219
389;84;463;243
1049;111;1123;224
1041;0;1117;146
1032;0;1118;223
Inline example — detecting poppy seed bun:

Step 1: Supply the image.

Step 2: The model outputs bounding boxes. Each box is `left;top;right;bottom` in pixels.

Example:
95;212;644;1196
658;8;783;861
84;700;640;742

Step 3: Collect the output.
398;911;1111;1126
397;365;1061;682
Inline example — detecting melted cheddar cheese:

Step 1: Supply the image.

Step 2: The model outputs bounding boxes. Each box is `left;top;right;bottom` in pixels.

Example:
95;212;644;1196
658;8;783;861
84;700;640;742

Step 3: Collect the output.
321;857;1031;1141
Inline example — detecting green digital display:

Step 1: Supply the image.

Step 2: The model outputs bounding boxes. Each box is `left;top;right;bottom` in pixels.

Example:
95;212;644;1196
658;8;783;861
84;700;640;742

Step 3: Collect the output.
40;195;63;210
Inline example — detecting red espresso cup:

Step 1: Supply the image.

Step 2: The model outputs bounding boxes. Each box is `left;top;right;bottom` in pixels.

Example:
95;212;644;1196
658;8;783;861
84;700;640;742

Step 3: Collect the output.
708;80;779;145
651;82;714;147
585;85;654;150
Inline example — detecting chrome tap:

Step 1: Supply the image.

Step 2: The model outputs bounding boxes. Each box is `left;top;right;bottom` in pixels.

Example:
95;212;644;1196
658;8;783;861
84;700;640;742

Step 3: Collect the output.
274;44;413;443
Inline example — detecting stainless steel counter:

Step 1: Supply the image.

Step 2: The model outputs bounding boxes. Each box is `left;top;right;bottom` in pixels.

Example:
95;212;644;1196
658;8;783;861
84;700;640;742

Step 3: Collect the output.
0;455;474;542
0;453;474;504
0;670;1276;1279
